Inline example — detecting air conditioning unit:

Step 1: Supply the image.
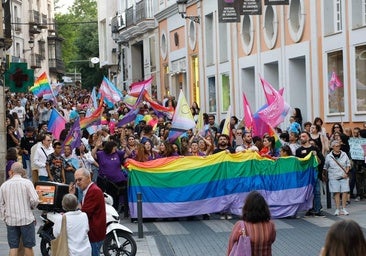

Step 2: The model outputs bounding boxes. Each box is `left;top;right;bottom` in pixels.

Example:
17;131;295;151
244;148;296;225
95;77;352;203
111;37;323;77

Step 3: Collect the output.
117;13;126;29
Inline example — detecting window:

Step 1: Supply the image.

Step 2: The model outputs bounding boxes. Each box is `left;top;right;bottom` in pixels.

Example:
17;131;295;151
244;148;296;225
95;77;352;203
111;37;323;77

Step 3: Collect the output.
205;13;214;65
327;51;344;114
208;77;216;112
355;45;366;112
241;15;254;54
288;0;305;42
219;22;228;62
263;5;278;49
335;0;342;32
188;21;196;50
221;74;230;112
363;0;366;25
160;32;167;60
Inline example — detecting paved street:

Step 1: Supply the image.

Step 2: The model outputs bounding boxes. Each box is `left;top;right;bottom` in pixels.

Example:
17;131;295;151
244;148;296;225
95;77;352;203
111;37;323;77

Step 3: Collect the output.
1;196;366;256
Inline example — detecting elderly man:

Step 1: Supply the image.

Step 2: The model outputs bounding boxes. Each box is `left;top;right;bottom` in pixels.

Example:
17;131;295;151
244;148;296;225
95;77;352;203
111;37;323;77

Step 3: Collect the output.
73;168;106;256
0;162;39;256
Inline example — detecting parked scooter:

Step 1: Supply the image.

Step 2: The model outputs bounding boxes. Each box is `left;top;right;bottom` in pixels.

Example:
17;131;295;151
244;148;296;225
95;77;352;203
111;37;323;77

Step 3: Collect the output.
37;193;137;256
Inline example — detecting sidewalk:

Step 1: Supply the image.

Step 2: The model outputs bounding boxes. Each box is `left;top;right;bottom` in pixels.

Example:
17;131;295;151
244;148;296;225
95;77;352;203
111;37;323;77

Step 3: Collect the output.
0;195;365;255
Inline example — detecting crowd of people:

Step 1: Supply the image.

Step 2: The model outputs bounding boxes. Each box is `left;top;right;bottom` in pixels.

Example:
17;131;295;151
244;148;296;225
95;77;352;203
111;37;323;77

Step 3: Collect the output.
2;85;366;255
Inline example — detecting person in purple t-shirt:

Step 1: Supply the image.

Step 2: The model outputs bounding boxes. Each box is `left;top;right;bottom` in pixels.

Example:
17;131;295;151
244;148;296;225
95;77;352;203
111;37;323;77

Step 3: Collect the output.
92;140;128;216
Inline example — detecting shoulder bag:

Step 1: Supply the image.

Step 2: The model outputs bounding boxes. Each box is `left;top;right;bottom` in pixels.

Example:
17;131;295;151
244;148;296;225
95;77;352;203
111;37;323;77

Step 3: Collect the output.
51;215;69;256
330;155;348;179
229;221;252;256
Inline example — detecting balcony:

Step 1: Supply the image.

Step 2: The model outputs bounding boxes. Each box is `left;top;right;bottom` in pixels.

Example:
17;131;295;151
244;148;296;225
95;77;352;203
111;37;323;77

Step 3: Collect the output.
39;14;48;29
14;17;21;32
49;58;65;74
30;53;42;69
29;10;40;24
48;18;56;33
113;0;155;43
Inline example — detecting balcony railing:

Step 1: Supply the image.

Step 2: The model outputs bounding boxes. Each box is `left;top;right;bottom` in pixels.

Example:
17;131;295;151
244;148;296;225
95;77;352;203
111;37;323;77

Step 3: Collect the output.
48;18;56;32
29;10;40;24
39;14;48;28
136;0;154;23
49;58;65;74
126;6;135;27
112;0;155;41
14;17;21;31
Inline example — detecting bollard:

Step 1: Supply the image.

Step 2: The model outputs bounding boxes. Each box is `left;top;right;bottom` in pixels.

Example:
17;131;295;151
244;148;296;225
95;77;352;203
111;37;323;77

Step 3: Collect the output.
326;181;331;209
137;192;143;238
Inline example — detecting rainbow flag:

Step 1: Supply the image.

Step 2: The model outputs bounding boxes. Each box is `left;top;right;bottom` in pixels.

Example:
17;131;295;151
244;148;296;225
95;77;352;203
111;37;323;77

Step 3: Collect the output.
268;125;283;150
80;98;104;129
144;91;174;119
129;77;153;97
29;72;53;97
126;152;317;219
47;108;66;140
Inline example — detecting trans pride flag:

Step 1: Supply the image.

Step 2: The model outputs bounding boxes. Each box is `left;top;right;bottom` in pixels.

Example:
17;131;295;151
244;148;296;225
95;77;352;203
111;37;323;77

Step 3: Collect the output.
99;77;123;106
126;152;317;219
29;72;53;98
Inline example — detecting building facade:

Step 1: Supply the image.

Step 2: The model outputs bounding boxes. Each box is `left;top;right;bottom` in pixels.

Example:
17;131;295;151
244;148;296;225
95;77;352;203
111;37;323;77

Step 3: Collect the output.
99;0;366;128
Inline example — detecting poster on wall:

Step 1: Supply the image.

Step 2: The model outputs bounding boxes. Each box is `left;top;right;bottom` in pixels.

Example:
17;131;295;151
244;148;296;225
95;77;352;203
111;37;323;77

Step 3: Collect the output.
240;0;262;15
218;0;241;23
264;0;289;5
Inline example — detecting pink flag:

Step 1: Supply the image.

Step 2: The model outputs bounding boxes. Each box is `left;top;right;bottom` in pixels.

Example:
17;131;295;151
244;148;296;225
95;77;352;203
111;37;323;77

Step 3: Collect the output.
260;76;277;105
242;93;253;131
329;71;343;91
129;77;153;97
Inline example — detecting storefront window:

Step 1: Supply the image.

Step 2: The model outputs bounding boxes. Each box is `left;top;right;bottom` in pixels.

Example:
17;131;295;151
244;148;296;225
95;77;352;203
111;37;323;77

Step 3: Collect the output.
208;77;216;113
356;45;366;112
327;51;344;114
221;74;230;112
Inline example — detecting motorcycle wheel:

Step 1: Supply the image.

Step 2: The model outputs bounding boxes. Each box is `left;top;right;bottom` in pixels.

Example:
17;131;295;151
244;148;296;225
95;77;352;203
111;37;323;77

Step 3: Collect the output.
40;239;51;256
103;230;137;256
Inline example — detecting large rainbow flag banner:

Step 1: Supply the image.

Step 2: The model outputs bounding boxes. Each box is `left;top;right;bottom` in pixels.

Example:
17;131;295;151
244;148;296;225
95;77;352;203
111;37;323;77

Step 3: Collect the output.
126;152;317;219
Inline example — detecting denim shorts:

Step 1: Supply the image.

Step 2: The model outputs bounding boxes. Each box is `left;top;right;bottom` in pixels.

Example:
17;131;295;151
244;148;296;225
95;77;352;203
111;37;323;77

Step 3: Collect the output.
329;178;350;193
7;222;36;248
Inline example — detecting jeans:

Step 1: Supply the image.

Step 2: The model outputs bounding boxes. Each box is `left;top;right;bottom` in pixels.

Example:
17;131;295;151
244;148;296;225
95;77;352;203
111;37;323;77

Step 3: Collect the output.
91;240;104;256
313;178;322;213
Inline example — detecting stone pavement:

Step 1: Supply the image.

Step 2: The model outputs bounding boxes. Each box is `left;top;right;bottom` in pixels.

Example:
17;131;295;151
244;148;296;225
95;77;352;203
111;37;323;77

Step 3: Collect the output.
1;195;366;255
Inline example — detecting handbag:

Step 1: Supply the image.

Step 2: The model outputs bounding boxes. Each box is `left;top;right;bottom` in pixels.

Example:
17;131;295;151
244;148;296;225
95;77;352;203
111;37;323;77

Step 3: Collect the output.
229;221;252;256
51;215;69;256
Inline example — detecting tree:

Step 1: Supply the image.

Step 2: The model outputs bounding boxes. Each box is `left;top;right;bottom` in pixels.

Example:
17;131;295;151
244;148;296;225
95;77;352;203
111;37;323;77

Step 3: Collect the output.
55;0;107;89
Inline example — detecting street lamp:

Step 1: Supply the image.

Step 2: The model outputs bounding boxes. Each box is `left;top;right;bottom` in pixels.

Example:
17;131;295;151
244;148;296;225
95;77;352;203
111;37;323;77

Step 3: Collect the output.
176;0;200;24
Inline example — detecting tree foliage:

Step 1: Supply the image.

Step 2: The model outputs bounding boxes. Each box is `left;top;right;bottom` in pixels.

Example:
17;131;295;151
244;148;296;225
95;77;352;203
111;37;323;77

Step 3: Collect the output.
55;0;106;89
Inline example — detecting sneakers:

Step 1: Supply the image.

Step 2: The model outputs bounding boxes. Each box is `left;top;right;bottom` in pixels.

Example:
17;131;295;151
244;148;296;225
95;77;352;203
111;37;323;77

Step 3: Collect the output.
355;196;361;202
341;208;349;215
314;211;326;217
334;209;340;216
220;214;233;220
